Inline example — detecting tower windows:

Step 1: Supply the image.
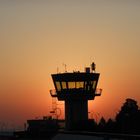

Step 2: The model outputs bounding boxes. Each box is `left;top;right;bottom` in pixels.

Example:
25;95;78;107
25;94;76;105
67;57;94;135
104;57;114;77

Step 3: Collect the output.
55;80;96;92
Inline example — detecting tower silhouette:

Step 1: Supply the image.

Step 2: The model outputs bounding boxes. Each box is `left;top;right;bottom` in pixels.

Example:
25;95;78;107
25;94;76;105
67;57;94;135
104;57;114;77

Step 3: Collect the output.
50;63;101;130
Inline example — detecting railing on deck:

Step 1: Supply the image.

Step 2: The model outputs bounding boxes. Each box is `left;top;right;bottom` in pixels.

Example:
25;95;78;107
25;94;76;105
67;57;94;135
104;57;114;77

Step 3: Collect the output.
50;89;57;97
95;88;102;96
50;88;102;97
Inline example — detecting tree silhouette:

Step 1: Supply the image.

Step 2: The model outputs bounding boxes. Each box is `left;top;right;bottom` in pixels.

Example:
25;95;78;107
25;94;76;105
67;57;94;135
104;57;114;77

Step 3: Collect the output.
95;98;140;134
105;118;115;132
115;98;139;134
98;117;106;132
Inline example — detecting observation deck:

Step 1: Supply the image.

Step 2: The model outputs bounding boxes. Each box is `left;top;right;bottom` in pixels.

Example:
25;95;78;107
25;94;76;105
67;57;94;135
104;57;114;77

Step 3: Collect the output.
50;72;102;100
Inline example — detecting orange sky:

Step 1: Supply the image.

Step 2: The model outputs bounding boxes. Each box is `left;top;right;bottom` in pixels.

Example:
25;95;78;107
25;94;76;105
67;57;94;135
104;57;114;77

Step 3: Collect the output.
0;0;140;130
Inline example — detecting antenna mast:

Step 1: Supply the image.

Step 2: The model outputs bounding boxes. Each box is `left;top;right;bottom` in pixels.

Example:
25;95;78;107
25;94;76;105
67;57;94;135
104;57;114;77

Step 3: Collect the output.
63;63;67;72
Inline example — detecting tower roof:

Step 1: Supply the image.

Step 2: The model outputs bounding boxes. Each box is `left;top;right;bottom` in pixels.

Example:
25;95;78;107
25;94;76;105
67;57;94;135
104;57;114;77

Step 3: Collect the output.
52;72;100;81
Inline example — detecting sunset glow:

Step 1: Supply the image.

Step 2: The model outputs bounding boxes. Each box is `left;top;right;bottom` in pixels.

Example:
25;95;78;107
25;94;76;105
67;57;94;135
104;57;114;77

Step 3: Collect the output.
0;0;140;130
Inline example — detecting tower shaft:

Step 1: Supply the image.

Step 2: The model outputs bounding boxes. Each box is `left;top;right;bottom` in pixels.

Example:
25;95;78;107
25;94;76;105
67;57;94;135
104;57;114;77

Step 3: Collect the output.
65;99;88;130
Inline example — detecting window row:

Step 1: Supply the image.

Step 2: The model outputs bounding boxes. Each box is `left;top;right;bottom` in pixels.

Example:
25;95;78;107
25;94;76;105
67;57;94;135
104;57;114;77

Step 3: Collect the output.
55;81;97;91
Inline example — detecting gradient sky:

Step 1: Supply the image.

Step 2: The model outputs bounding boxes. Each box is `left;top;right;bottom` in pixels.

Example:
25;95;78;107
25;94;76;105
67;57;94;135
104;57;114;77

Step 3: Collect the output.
0;0;140;130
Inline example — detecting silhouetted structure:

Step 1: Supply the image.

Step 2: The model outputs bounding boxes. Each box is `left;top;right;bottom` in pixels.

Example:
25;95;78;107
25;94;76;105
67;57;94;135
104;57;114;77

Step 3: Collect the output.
50;63;102;130
14;116;59;139
27;117;58;138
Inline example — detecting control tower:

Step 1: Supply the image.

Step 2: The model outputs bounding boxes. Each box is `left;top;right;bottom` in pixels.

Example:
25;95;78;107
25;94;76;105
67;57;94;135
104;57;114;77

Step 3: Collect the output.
50;63;102;130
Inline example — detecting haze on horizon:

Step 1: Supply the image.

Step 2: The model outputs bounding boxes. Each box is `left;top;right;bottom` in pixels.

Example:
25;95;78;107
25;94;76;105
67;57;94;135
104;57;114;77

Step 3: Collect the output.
0;0;140;130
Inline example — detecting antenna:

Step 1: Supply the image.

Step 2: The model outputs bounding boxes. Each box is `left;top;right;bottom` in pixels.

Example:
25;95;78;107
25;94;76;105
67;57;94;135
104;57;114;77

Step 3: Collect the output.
50;97;61;119
62;63;67;72
57;67;59;73
91;62;96;72
50;97;57;119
